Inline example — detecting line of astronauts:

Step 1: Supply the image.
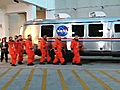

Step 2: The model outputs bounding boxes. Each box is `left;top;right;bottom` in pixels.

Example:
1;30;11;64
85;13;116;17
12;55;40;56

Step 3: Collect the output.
0;34;82;66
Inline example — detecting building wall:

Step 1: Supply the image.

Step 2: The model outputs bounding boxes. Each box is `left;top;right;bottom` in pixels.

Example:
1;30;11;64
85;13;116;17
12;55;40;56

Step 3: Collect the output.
22;0;47;8
0;3;37;38
0;0;49;38
1;0;120;38
55;0;120;18
7;3;36;21
8;13;26;37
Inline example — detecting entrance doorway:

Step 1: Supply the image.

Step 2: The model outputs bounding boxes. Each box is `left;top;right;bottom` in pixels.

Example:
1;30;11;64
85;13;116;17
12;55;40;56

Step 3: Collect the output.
8;12;26;37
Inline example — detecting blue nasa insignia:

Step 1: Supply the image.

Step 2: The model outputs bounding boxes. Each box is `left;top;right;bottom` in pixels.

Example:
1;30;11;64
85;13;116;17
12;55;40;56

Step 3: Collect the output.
56;25;68;36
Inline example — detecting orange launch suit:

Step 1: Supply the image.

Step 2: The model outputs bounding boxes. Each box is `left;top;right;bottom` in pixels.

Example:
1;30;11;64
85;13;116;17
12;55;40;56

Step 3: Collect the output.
25;39;35;64
53;38;65;64
40;38;51;63
70;39;82;64
16;39;25;63
8;41;17;65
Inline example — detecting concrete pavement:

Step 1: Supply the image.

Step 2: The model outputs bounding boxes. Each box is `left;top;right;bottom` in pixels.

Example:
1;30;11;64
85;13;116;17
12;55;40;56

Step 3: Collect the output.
0;56;120;90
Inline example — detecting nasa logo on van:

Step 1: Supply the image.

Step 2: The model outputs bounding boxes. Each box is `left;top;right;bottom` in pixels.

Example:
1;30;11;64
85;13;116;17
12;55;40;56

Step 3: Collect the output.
56;25;68;36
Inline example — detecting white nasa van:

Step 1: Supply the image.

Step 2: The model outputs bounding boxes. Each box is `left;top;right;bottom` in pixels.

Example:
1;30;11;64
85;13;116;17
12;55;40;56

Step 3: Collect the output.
20;17;120;61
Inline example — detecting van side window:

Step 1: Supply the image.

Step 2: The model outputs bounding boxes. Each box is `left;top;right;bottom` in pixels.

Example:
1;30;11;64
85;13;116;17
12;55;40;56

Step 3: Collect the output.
89;24;103;37
41;25;53;37
115;24;120;32
72;25;84;37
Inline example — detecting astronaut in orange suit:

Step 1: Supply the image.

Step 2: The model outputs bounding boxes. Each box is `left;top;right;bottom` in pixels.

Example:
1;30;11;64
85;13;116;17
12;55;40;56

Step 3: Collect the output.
53;35;66;65
16;35;25;64
25;34;35;66
40;35;51;64
70;35;82;65
8;36;17;66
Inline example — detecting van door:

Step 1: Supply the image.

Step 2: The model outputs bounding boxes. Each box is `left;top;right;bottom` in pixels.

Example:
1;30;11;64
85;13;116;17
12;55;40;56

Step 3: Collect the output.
112;23;120;51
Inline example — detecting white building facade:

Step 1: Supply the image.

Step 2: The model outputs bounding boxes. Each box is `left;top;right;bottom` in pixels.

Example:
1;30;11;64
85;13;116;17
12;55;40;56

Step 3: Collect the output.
0;0;55;38
0;0;120;38
54;0;120;18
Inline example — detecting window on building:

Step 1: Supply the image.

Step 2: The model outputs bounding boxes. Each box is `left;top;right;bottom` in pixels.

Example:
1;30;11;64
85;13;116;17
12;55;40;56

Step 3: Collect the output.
72;25;84;37
89;24;103;37
115;24;120;33
41;25;53;37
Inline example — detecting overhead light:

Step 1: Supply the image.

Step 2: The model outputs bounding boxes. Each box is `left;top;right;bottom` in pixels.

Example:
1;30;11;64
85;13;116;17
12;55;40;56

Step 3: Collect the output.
14;0;19;3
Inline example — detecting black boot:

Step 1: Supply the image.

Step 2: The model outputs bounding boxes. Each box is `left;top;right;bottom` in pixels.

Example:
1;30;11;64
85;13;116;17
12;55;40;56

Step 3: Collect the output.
11;64;16;66
61;62;66;65
72;63;76;65
27;63;34;66
39;62;45;65
1;60;3;62
47;61;53;64
53;62;59;65
76;63;82;66
18;62;24;65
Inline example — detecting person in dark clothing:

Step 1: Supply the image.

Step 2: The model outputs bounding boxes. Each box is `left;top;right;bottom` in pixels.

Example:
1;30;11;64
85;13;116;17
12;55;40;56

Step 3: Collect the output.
0;37;9;63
